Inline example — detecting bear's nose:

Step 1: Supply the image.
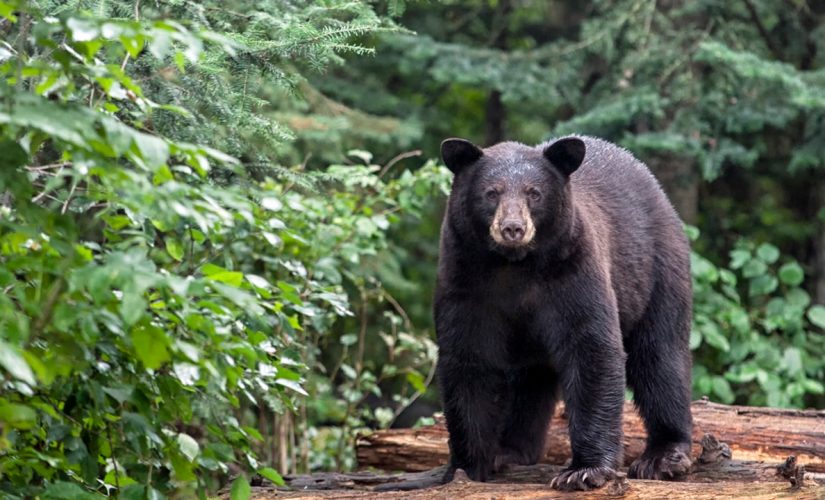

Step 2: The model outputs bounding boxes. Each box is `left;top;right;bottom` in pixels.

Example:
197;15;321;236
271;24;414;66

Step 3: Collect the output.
501;220;525;242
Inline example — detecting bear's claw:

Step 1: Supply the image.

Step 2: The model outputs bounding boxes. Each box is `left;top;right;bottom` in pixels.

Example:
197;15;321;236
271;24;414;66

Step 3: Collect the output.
549;465;616;491
628;442;692;480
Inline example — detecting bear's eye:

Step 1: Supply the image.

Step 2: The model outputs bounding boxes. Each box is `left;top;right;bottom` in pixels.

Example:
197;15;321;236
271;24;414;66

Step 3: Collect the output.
527;188;542;202
485;189;499;201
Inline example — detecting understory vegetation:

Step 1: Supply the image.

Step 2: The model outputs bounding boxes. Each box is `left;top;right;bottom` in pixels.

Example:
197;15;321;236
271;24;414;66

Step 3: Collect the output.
0;0;823;497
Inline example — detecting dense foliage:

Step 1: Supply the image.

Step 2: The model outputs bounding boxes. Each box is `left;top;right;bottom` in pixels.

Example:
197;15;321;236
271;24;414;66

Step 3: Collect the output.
0;0;823;497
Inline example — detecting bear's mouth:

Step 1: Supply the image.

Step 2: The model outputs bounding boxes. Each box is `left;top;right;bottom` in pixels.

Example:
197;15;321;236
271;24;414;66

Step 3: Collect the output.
489;239;535;261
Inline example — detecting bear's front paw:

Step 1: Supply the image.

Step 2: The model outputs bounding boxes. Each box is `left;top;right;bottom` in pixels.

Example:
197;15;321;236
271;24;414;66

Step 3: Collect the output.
549;465;616;491
628;442;692;480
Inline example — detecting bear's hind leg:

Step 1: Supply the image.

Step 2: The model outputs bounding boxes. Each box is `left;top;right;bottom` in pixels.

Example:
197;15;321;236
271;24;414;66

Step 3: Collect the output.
625;279;693;480
494;365;557;472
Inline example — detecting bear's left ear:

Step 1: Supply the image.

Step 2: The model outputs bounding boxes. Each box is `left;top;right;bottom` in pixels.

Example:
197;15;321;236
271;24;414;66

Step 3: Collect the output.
441;138;483;175
543;137;586;176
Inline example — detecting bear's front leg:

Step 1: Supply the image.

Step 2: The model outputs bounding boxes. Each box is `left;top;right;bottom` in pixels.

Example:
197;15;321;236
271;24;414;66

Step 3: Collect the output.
438;353;508;483
547;314;626;491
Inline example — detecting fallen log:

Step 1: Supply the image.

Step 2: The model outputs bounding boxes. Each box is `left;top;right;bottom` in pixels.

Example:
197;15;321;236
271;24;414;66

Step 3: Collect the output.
356;398;825;473
253;467;825;499
243;435;825;499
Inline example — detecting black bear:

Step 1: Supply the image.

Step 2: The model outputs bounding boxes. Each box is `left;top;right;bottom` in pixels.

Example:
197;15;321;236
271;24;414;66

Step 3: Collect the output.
434;135;693;491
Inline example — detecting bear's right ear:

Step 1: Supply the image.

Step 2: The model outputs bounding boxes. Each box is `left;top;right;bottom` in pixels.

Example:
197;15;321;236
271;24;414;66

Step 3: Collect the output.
441;138;483;175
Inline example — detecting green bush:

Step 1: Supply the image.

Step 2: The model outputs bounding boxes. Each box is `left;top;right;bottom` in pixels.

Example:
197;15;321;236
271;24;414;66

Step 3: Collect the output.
0;1;445;496
690;227;825;407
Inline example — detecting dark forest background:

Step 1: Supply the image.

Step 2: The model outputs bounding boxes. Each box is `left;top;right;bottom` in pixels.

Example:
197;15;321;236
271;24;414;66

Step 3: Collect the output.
0;0;823;497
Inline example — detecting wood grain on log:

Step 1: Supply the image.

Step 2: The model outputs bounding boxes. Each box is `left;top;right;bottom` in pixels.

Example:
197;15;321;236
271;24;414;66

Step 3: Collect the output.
252;475;825;499
282;461;825;490
356;399;825;473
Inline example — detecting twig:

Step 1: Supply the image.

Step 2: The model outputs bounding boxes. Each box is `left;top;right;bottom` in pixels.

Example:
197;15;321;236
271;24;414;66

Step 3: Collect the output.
388;354;437;428
61;178;79;214
641;0;657;50
32;164;67;203
742;0;782;59
106;421;121;492
380;290;412;330
120;0;141;70
25;161;72;171
657;19;715;88
378;150;422;179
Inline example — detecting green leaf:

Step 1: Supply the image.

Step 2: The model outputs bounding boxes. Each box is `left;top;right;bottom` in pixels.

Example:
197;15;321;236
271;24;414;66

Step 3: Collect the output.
166;238;185;261
701;323;730;352
807;305;825;329
42;481;100;500
245;274;270;289
741;259;766;278
748;275;777;297
0;341;36;386
340;334;358;346
258;467;285;486
120;289;147;326
406;371;426;393
230;475;251;500
688;327;702;350
132;133;169;169
261;197;282;211
756;243;779;264
177;433;200;462
0;3;17;21
202;263;243;287
0;139;28;169
103;385;133;404
729;249;750;269
712;377;735;404
783;347;803;376
778;262;804;286
275;378;308;396
802;379;825;394
67;18;99;42
131;324;170;370
0;402;37;429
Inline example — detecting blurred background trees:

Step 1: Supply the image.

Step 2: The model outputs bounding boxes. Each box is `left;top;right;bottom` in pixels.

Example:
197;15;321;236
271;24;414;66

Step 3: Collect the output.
0;0;823;497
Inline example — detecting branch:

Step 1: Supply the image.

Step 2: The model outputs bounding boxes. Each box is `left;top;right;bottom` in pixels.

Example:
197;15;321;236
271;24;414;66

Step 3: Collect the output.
741;0;782;60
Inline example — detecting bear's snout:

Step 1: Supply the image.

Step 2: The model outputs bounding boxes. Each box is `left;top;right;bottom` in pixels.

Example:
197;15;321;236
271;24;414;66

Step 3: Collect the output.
490;199;536;248
501;220;526;243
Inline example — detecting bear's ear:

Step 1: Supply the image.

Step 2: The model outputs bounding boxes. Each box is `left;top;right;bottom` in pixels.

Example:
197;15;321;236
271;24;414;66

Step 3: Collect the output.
441;138;483;175
543;137;586;176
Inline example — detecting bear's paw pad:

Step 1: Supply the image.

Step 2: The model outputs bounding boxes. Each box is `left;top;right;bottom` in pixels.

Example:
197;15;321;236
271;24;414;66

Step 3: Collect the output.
628;443;692;480
549;465;616;491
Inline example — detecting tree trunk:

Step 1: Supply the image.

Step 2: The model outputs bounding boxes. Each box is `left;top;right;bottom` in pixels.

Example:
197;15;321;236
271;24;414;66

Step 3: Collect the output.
356;399;825;473
484;90;506;146
483;0;510;146
814;179;825;305
646;154;699;224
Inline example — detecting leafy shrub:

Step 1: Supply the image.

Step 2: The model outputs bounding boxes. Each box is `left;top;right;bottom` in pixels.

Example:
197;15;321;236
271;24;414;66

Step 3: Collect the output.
690;227;825;407
0;1;445;497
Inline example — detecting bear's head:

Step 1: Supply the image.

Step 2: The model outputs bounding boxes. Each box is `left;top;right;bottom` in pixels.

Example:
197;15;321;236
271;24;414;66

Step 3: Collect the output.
441;136;585;261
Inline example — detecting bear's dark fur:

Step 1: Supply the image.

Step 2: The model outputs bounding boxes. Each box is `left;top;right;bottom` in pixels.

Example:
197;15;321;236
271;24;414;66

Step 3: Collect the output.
435;136;693;491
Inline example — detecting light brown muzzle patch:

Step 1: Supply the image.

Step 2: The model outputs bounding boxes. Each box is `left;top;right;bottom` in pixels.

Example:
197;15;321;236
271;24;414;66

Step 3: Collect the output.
489;201;536;247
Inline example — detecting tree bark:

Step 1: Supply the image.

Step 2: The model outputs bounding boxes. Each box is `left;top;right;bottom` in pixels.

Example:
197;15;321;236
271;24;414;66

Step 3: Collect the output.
483;0;510;146
250;464;825;499
646;154;698;224
814;179;825;305
484;90;506;146
356;399;825;473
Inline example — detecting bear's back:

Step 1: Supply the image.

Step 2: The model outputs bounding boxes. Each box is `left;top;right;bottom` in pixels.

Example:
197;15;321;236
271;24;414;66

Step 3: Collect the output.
565;136;689;333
